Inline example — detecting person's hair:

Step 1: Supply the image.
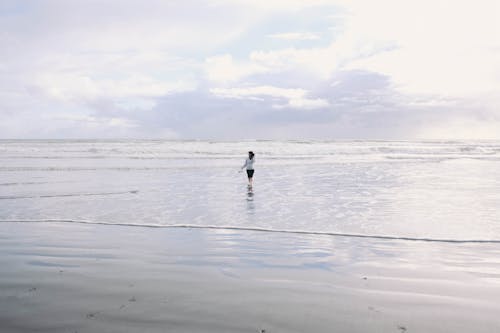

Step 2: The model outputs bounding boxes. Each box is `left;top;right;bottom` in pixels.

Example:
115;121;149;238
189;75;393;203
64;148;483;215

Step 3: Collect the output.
248;151;254;160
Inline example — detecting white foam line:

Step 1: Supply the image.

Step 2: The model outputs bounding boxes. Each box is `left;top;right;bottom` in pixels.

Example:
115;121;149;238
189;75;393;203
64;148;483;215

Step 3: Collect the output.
0;191;139;200
1;219;499;244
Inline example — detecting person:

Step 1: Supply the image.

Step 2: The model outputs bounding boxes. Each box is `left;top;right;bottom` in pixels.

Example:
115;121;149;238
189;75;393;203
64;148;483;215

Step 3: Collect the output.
241;151;255;186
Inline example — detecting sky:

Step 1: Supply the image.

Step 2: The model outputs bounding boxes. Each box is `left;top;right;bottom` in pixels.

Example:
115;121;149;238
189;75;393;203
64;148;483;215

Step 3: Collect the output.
1;0;500;140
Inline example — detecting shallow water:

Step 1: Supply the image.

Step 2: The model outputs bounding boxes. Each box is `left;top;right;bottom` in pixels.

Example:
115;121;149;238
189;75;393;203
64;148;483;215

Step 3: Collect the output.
1;140;500;240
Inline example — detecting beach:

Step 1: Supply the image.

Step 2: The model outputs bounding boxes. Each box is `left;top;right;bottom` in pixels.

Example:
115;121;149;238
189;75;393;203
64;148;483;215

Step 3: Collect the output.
1;221;500;332
3;0;500;329
1;140;500;332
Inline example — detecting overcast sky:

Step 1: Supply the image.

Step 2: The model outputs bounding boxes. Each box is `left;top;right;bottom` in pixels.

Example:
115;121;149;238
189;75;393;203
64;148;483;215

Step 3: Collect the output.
1;0;499;139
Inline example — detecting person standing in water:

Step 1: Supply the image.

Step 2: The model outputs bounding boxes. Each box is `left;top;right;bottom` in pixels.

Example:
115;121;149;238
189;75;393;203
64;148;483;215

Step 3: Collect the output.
241;151;255;186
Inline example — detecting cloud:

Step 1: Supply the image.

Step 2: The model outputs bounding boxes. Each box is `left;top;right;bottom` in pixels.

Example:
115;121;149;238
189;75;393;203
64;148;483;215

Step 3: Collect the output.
53;114;138;129
204;46;341;85
250;47;339;80
209;0;335;11
415;117;500;140
35;72;195;102
0;0;257;95
335;0;500;97
205;54;268;83
1;0;500;139
210;85;330;109
267;32;321;40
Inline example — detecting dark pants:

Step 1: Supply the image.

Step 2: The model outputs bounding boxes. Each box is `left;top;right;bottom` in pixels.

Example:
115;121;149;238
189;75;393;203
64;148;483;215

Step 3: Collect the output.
246;169;254;178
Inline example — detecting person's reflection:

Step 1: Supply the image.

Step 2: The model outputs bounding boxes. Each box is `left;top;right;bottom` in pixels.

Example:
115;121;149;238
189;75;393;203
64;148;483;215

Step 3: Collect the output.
246;186;255;214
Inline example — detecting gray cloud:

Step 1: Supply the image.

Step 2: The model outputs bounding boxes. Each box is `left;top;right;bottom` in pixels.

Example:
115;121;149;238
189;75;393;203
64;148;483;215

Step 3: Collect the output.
74;70;452;139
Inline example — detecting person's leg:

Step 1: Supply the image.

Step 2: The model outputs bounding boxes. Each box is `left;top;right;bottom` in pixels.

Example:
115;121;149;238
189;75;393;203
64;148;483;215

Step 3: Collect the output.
247;170;254;186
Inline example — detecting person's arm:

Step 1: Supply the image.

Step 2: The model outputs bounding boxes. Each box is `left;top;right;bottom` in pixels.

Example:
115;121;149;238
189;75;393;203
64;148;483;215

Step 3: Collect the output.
241;159;248;170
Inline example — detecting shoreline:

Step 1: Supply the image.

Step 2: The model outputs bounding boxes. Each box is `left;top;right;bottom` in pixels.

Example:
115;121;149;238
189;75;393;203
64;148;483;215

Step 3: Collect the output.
1;221;500;332
2;219;499;244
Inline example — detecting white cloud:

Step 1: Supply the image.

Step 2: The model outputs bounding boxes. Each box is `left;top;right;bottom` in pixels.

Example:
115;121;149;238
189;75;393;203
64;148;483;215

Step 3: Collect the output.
280;97;330;109
211;86;307;99
334;0;500;97
250;47;338;79
268;32;321;40
210;85;329;109
205;54;268;83
205;46;340;83
35;73;195;102
0;0;258;106
416;117;500;140
209;0;334;11
53;114;138;129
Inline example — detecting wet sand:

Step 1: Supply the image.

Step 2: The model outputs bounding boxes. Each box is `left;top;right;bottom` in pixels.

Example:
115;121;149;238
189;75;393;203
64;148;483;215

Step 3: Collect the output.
1;221;500;333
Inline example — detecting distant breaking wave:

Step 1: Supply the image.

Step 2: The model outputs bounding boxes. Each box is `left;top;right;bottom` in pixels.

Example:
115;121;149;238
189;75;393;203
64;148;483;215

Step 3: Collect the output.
1;219;500;244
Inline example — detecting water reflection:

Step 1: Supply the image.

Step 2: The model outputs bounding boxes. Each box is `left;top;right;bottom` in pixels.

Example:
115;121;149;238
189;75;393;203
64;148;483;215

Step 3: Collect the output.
246;185;255;214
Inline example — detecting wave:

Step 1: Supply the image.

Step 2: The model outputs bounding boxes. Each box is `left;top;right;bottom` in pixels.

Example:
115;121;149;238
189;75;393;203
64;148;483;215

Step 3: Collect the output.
0;155;239;160
2;140;500;158
0;181;74;187
1;219;499;244
0;167;180;171
0;190;138;200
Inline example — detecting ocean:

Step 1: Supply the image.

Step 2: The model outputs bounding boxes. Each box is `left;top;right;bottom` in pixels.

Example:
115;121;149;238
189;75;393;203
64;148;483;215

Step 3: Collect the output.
1;140;500;241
